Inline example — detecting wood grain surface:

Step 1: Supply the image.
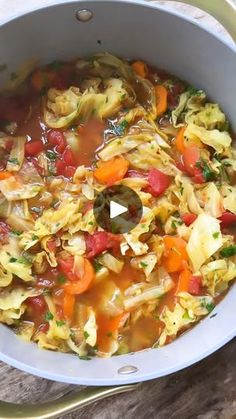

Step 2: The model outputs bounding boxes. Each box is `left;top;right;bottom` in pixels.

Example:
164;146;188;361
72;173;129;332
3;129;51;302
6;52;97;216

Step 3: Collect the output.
0;1;235;418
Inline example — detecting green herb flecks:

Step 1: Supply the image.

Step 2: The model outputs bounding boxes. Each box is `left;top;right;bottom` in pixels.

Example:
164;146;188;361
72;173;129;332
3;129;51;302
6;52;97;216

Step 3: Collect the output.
46;150;58;161
83;331;90;339
78;355;91;361
220;245;236;258
93;259;103;273
212;232;220;239
195;159;215;182
114;120;128;136
45;311;54;321
58;274;67;284
56;320;66;327
140;261;148;268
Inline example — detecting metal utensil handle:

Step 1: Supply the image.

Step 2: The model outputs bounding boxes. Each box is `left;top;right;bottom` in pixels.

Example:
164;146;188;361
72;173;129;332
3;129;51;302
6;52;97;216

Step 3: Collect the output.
171;0;236;42
0;384;139;419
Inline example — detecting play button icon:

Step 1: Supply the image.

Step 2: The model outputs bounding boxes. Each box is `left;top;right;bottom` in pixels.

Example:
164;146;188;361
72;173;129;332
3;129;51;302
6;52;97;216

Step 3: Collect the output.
110;201;127;219
93;185;143;234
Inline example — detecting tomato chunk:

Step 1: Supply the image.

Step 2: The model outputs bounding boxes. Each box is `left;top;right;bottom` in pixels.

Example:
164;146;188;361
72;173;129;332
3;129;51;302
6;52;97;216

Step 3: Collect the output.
58;255;78;282
218;211;236;227
47;130;67;153
188;275;202;295
181;213;197;226
27;296;47;315
25;140;44;156
85;231;121;259
146;168;171;197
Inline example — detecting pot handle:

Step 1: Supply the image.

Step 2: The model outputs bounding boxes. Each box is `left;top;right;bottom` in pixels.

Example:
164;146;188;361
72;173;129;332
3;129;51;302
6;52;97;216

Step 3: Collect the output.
170;0;236;42
0;383;139;419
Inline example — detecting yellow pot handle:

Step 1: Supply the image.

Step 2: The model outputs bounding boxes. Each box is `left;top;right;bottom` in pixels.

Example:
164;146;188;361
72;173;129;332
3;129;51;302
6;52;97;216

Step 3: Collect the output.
0;383;139;419
170;0;236;42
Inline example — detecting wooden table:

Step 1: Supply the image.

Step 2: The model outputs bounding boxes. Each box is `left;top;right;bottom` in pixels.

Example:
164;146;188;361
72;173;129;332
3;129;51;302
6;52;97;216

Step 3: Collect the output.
0;1;235;418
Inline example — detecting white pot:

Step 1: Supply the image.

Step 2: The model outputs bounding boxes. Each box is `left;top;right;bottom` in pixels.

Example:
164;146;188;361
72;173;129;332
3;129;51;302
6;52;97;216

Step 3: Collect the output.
0;0;235;414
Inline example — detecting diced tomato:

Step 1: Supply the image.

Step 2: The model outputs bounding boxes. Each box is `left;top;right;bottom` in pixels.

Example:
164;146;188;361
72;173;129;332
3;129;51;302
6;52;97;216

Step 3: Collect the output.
55;147;76;178
63;147;76;166
47;130;67;153
181;213;197;226
27;296;47;315
188;275;202;295
55;159;65;175
146;168;171;197
85;231;121;259
64;166;76;178
182;146;205;183
25;140;44;156
58;255;78;282
218;211;236;227
182;146;200;176
0;221;10;244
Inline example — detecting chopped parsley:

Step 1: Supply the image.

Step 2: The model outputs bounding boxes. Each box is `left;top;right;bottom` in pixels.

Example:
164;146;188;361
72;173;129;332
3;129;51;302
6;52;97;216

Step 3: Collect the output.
83;331;90;339
46;150;57;161
11;230;21;236
171;219;183;229
42;288;51;296
187;87;202;96
205;303;215;313
140;261;148;268
212;232;220;239
8;157;19;165
220;245;236;258
78;355;91;361
57;274;67;284
32;234;39;241
45;311;54;321
56;320;66;327
114;120;128;136
196;159;215;182
93;259;103;273
9;257;17;263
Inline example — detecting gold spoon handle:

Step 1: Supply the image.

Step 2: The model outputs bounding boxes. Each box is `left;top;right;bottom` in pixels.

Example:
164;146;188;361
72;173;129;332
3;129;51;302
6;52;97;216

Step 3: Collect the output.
0;384;140;419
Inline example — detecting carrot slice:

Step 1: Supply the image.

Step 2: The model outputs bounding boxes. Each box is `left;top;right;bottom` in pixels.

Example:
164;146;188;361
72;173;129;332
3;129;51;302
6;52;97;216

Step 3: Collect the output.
94;156;129;185
155;85;168;116
162;236;188;273
175;126;186;153
63;258;95;295
176;268;192;293
0;171;13;180
131;61;148;78
63;293;75;321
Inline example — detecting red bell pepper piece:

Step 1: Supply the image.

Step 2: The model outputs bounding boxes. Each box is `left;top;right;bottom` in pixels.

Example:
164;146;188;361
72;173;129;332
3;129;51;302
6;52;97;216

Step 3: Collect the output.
218;211;236;227
85;231;121;259
188;275;202;295
146;168;171;197
181;213;197;226
25;140;44;156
